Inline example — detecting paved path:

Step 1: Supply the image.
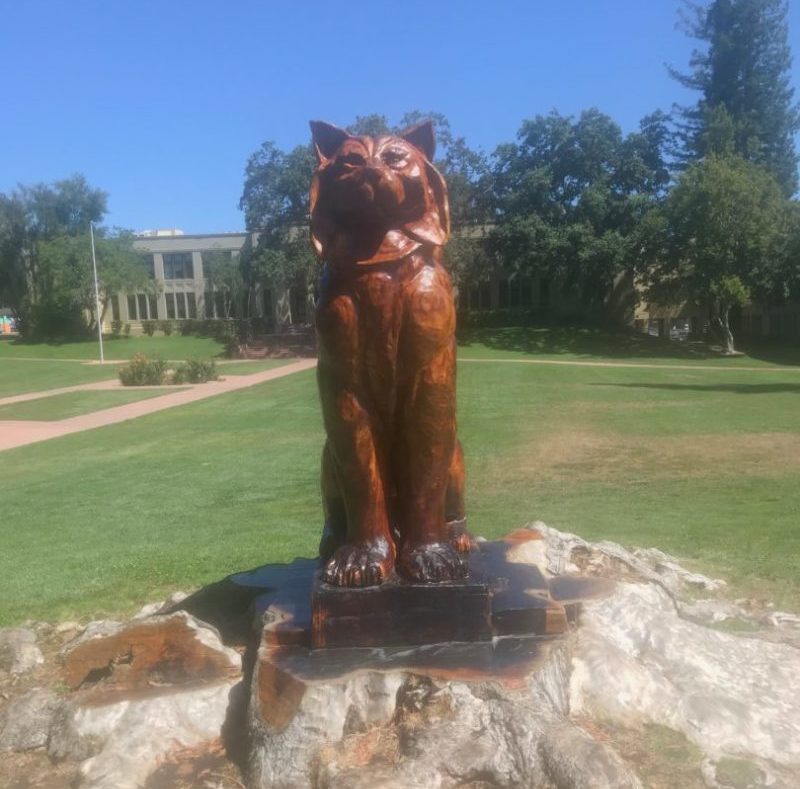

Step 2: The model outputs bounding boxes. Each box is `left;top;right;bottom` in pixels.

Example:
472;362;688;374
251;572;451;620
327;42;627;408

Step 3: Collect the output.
0;359;316;453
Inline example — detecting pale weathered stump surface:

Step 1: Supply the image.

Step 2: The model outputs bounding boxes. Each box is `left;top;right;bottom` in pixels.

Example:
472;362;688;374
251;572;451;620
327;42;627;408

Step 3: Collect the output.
3;525;800;788
245;525;800;789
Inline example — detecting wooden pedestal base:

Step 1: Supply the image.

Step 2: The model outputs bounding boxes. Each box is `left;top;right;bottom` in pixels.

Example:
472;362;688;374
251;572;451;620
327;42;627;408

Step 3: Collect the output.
309;536;593;649
312;570;492;649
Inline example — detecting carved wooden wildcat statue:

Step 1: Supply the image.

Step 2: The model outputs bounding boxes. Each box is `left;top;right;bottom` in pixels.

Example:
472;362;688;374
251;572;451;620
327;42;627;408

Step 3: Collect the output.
310;119;470;587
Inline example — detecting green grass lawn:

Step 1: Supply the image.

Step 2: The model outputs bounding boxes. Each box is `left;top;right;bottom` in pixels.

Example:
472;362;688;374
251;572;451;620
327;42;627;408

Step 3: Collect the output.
0;334;225;361
0;359;120;398
216;359;294;375
0;328;798;624
458;325;800;367
0;389;180;421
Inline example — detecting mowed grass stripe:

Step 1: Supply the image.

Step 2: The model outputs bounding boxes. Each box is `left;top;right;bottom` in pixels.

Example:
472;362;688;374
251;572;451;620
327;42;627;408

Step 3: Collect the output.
458;326;800;368
0;334;225;361
0;371;323;624
0;359;119;398
0;389;185;421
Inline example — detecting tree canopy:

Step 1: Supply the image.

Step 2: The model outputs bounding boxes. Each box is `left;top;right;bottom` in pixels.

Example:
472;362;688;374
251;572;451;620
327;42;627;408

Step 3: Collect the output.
488;109;671;304
670;0;799;194
0;175;152;338
237;111;490;319
640;154;792;350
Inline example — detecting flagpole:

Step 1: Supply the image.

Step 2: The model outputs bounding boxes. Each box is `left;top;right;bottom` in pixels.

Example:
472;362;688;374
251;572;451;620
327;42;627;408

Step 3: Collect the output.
90;222;105;364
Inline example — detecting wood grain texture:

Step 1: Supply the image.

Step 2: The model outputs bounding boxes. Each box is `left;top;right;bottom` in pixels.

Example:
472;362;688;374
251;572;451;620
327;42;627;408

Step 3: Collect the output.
310;120;468;587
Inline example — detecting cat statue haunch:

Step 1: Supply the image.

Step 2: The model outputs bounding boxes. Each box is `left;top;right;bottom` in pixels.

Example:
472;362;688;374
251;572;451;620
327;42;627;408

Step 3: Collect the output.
310;119;470;587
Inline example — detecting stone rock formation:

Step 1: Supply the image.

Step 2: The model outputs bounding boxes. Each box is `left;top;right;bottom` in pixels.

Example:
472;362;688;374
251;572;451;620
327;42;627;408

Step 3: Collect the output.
1;525;798;788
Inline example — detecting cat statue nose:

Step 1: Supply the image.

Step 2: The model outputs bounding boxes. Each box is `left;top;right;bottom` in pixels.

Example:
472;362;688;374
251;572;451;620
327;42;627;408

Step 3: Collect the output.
364;162;404;209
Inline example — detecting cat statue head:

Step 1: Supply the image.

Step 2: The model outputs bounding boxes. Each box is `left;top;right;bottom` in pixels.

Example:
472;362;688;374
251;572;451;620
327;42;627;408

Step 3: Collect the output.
309;120;450;266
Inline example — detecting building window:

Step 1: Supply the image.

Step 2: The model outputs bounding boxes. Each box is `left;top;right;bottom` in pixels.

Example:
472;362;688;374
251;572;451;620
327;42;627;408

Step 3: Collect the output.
215;291;226;319
480;282;491;310
165;293;176;319
125;293;157;321
163;252;194;280
290;287;307;323
110;295;120;321
141;254;155;279
204;291;215;319
506;277;532;308
176;292;187;319
539;277;550;309
498;279;509;308
202;249;232;266
186;293;197;319
467;282;492;310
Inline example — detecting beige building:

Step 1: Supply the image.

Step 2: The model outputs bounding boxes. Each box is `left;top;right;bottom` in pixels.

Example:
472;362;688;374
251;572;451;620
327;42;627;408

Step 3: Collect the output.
105;230;307;331
633;293;800;341
111;230;800;342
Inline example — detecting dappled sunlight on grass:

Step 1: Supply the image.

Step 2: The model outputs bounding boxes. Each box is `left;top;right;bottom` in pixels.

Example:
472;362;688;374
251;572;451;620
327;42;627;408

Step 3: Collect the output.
457;324;800;367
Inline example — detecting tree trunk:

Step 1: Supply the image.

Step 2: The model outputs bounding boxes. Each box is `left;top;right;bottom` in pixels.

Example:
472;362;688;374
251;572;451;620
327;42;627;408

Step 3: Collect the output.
713;303;735;354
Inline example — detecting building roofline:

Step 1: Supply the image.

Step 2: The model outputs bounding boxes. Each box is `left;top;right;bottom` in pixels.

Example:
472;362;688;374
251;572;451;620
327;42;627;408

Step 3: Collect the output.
134;231;250;239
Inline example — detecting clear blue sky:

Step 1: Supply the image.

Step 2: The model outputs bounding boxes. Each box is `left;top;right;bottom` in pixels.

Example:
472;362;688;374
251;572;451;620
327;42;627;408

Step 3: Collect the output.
2;1;798;234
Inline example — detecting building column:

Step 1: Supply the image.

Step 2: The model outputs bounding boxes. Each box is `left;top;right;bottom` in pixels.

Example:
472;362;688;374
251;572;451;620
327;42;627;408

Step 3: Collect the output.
191;252;204;320
154;253;166;320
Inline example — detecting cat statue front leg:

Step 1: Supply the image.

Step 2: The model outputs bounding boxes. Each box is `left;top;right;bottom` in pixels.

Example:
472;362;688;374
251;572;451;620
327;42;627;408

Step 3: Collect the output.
316;291;396;587
395;262;466;583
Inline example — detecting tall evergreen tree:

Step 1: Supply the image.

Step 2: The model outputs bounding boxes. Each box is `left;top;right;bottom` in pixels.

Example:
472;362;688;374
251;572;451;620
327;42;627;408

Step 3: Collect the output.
670;0;799;195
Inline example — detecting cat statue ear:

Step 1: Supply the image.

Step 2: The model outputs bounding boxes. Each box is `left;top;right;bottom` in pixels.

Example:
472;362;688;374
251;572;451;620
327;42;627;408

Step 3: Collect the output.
309;121;349;256
398;120;449;242
309;120;350;163
400;121;436;162
398;121;450;244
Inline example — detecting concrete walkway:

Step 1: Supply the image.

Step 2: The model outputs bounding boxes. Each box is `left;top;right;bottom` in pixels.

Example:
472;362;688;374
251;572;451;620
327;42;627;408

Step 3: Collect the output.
0;358;317;453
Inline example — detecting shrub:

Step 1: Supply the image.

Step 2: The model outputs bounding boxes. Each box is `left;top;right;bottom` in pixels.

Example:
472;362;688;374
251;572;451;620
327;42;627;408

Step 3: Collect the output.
180;319;201;336
158;320;175;336
171;359;218;384
198;319;217;337
118;354;167;386
212;319;238;343
456;308;543;330
141;320;157;336
110;320;123;337
21;302;89;340
123;323;131;337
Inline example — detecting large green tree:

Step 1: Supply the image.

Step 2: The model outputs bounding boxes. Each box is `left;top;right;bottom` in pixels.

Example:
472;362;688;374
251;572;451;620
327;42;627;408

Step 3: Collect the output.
238;112;489;317
640;154;792;352
489;109;670;305
35;230;154;334
238;142;318;324
0;194;28;320
0;175;151;338
671;0;799;195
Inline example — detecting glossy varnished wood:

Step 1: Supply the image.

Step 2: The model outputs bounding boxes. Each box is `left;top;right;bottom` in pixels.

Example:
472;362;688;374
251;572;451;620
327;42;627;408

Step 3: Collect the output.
311;570;492;649
310;119;468;587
